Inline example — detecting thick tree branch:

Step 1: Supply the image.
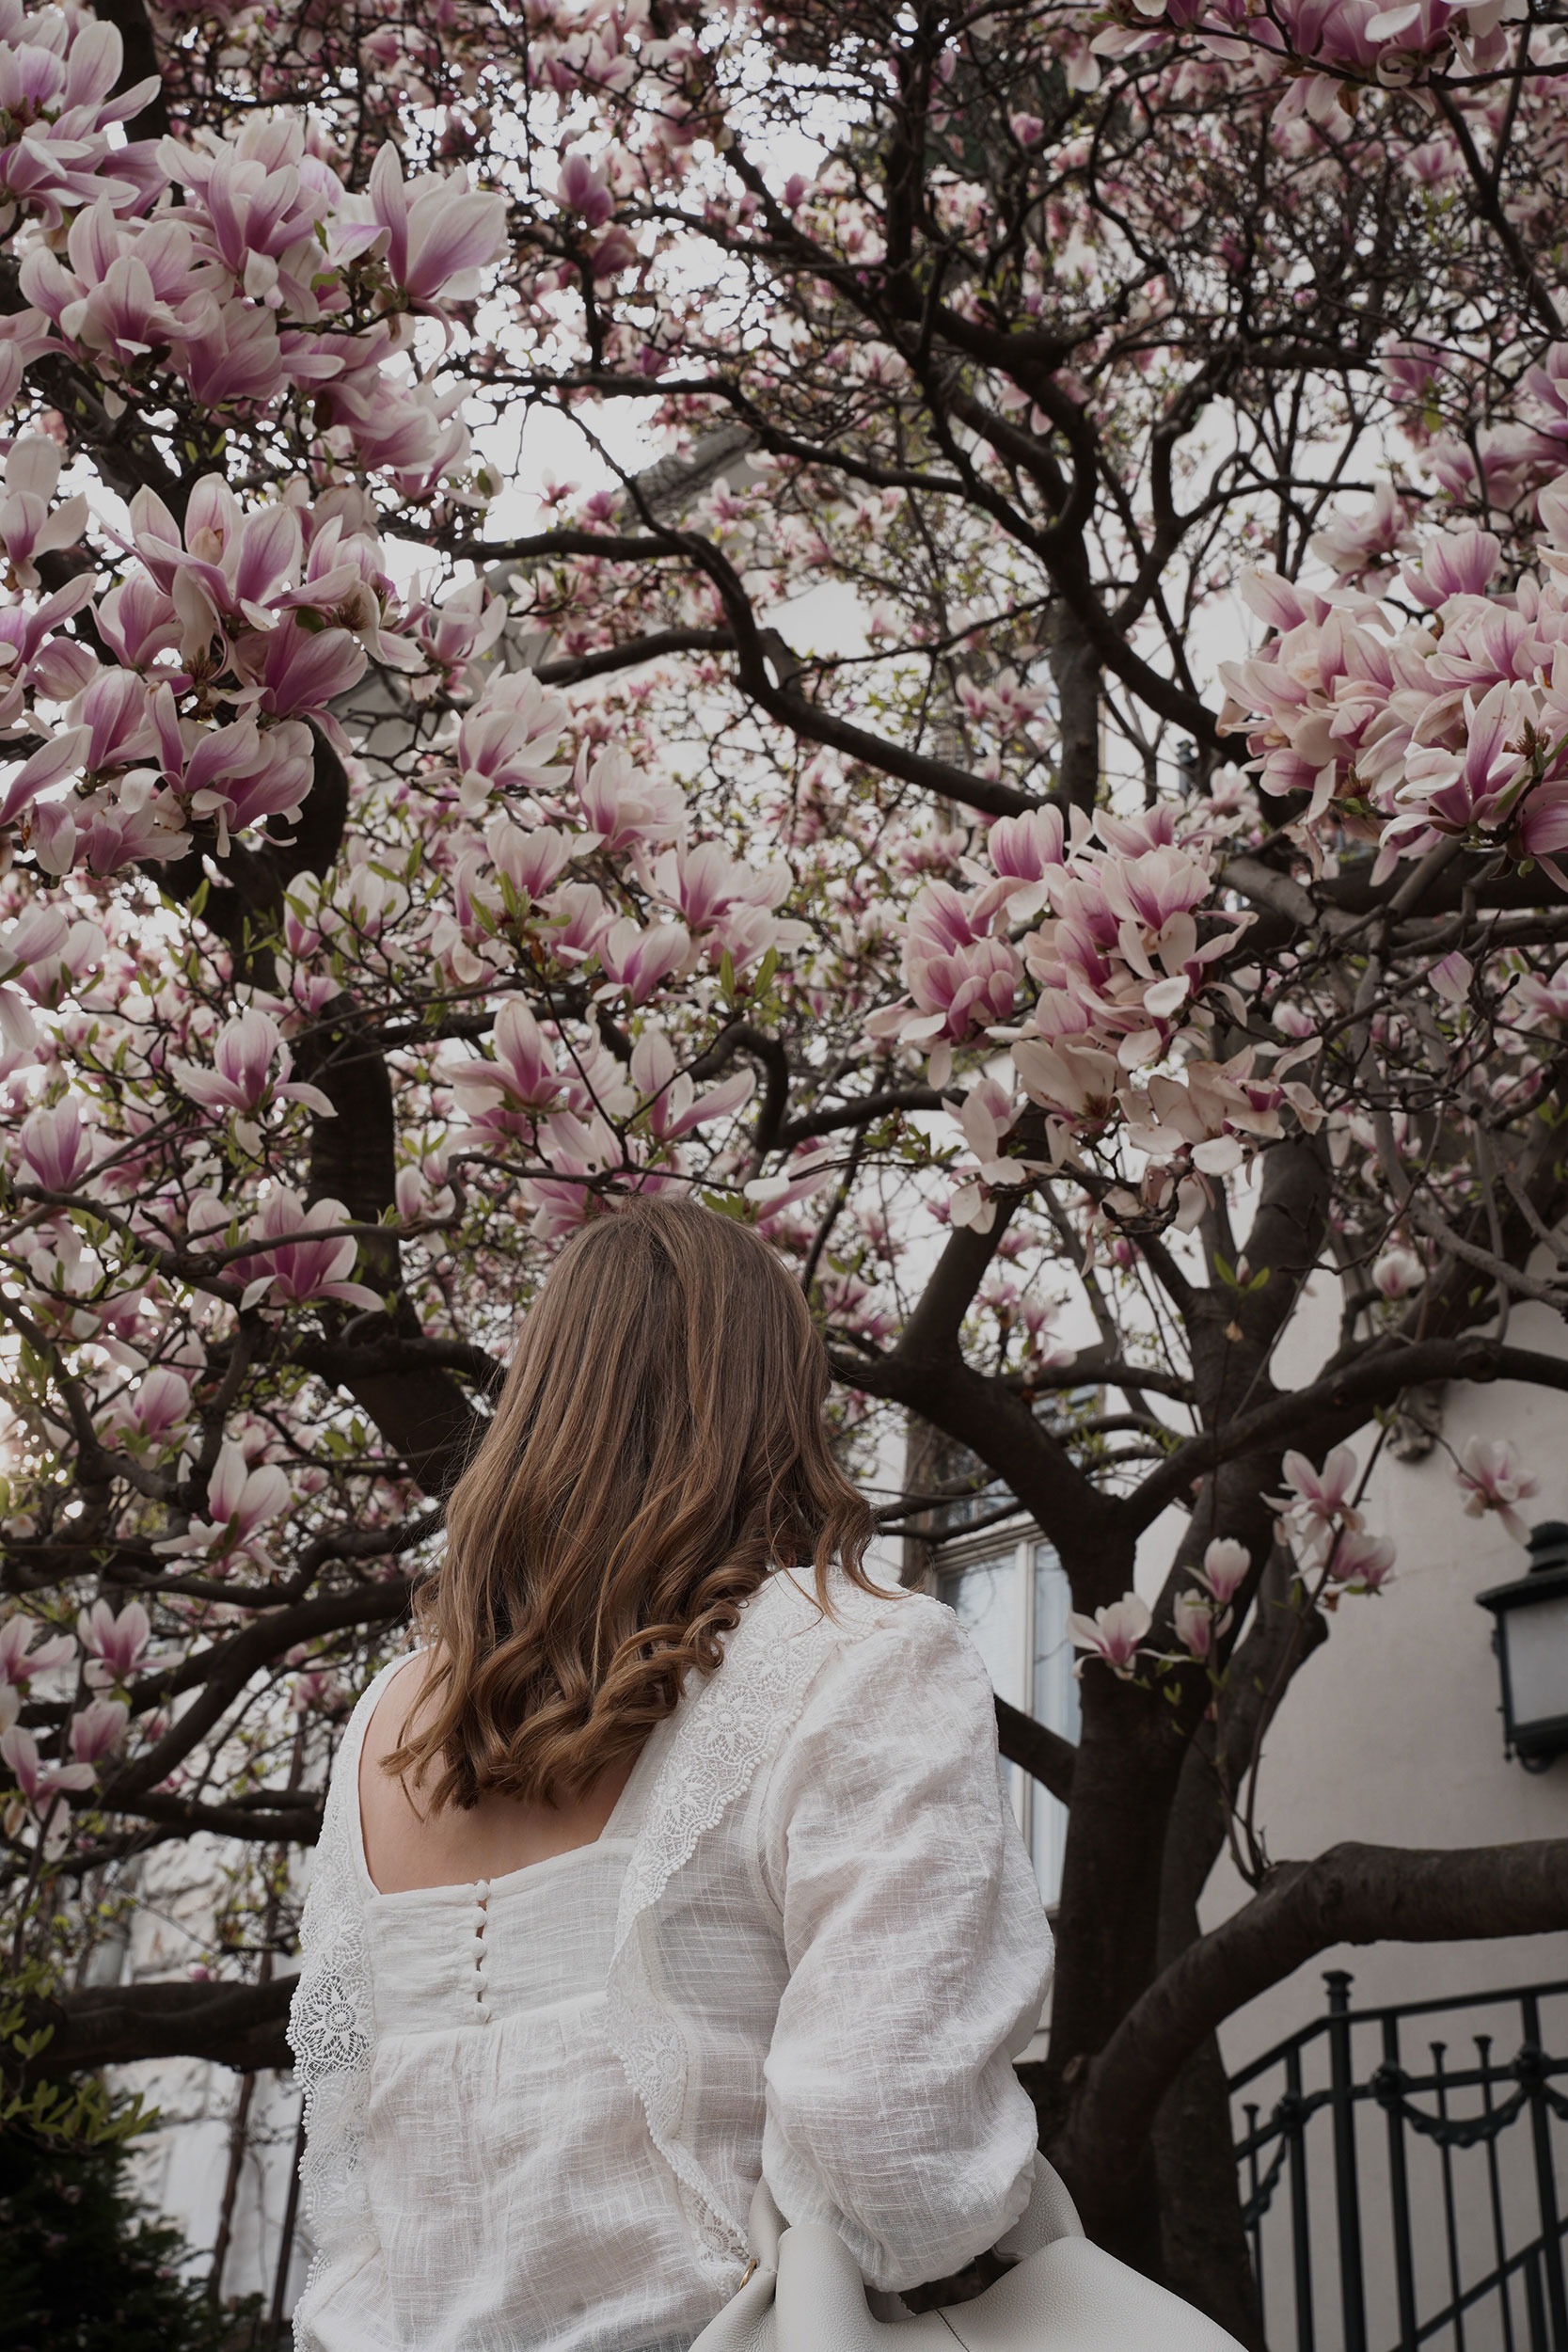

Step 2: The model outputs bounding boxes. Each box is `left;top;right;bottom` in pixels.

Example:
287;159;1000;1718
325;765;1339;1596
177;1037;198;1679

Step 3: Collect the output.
1061;1836;1568;2226
22;1973;296;2080
998;1695;1076;1804
1127;1336;1568;1533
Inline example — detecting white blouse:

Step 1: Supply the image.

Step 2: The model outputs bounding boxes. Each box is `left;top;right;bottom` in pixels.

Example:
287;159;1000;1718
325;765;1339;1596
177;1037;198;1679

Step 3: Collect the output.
287;1566;1054;2351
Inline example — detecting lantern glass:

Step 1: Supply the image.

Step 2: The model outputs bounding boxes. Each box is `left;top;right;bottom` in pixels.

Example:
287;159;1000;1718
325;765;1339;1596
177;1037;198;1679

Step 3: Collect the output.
1501;1592;1568;1737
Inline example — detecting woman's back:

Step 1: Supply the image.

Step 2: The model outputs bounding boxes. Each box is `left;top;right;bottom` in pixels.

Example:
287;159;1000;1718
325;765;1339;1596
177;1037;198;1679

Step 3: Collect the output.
294;1647;706;2352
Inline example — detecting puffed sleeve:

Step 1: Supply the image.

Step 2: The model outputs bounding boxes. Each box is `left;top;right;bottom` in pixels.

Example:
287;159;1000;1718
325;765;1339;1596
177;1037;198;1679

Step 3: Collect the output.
755;1592;1053;2292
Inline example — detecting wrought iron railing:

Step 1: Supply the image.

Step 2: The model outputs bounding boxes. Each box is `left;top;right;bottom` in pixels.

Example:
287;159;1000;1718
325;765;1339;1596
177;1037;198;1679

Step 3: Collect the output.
1230;1974;1568;2352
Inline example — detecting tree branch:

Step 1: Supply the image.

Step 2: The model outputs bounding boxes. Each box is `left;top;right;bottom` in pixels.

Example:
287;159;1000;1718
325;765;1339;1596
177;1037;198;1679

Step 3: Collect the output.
1061;1836;1568;2227
998;1695;1075;1804
533;628;734;686
1128;1336;1568;1532
22;1973;295;2080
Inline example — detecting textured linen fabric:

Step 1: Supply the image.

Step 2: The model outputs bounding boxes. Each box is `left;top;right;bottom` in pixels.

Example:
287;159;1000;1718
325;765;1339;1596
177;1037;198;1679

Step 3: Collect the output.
288;1566;1054;2350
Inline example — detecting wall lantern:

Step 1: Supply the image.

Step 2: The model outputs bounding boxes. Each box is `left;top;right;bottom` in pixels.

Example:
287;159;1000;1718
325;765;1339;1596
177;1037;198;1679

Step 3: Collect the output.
1477;1521;1568;1771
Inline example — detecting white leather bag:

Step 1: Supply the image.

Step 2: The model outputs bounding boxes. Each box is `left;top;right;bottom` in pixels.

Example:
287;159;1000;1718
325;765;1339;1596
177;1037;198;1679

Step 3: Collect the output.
688;2155;1248;2352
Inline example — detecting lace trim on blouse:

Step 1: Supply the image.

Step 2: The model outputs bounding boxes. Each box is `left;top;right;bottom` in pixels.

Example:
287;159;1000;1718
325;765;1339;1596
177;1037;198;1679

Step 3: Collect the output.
604;1572;862;2279
287;1652;406;2336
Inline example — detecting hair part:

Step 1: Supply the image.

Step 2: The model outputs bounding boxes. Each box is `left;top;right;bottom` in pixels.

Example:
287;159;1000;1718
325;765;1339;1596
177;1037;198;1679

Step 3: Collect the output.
385;1192;878;1813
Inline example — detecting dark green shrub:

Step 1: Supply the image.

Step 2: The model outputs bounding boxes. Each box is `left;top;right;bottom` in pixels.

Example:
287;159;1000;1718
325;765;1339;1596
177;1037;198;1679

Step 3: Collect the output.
0;2120;262;2352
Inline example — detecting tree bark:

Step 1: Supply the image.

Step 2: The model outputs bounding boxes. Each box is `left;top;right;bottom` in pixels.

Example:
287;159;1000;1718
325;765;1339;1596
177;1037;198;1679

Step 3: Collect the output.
1049;602;1101;816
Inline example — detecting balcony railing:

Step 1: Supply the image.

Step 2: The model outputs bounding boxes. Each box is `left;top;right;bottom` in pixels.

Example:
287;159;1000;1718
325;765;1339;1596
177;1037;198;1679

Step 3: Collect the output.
1230;1973;1568;2352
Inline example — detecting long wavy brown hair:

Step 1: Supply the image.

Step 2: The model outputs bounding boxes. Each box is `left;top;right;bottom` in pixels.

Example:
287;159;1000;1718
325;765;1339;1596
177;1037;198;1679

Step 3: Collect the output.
384;1192;878;1812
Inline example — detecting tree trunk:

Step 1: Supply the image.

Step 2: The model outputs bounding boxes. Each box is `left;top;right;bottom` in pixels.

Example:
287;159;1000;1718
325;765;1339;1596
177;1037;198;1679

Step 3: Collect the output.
1031;1664;1185;2265
1151;1736;1268;2344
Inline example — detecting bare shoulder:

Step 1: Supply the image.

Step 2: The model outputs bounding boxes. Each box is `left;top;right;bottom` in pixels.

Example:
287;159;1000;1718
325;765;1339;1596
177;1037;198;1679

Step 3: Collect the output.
358;1651;438;1810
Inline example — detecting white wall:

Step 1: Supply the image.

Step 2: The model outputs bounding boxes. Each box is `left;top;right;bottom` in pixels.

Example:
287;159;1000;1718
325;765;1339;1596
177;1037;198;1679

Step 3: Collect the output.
1195;1295;1568;2063
107;1835;311;2312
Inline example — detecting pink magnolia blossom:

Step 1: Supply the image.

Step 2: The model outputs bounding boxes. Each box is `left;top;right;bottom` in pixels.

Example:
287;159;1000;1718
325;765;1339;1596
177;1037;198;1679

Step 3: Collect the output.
977;806;1067;917
576;747;686;853
1271;1443;1363;1559
162;1438;292;1565
542;881;614;964
449;998;563;1120
359;144;507;306
130;477;309;628
1430;950;1473;1005
1392;680;1533;844
456;672;570;813
0;436;88;589
629;1025;755;1140
903;882;1018;1034
484;814;573;901
645;840;792;962
178;295;288;409
68;1694;128;1763
158;712;316;850
1011;1035;1121;1129
410;577;509;681
1307;482;1415;582
18;1097;93;1191
1371;1248;1424;1298
112;1368;191;1442
94;569;182;670
1512;970;1568;1027
168;1007;334;1127
1402;529;1500;611
72;668;157;775
0;1722;95;1807
0;1612;75;1685
76;1597;150;1686
866;880;1018;1074
1173;1589;1231;1661
1066;1592;1152;1679
252;615;367;720
958;1076;1022;1179
742;1143;836;1216
0;723;91;830
556;151;614;229
231;1189;384;1315
1455;1437;1541;1544
20;203;219;375
0;901;69;1061
1325;1530;1397;1591
9;911;103;1009
597;915;692;1004
1199;1537;1252;1604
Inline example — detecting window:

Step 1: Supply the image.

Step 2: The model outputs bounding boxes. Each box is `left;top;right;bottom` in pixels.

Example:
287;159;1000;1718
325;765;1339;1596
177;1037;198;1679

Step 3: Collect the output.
936;1532;1079;1906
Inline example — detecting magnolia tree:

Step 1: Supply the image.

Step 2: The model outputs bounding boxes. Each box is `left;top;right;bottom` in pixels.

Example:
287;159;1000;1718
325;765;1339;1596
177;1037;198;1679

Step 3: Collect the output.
7;0;1568;2329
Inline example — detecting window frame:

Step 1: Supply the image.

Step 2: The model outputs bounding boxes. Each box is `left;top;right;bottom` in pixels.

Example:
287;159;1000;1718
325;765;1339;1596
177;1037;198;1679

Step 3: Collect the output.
920;1517;1073;1909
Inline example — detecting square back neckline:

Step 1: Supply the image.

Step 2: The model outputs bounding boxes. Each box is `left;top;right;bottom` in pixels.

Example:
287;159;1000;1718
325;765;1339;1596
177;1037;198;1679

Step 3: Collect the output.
351;1649;662;1902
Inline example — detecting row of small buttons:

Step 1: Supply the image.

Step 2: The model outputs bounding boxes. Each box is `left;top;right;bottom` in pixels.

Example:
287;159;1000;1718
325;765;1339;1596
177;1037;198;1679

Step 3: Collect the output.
472;1881;491;2019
